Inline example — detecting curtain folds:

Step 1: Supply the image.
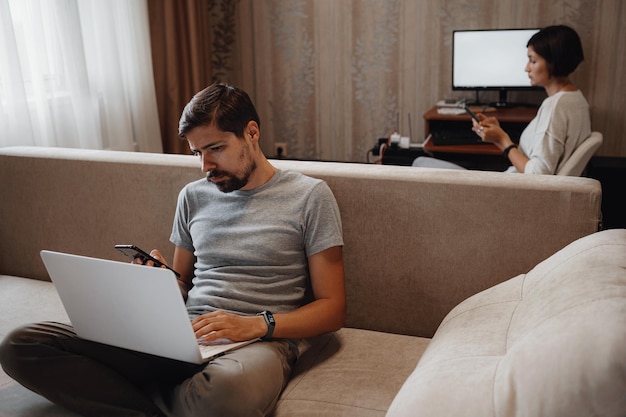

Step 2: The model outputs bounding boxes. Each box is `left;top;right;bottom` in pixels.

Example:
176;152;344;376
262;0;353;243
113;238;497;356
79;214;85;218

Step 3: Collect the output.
234;0;624;161
147;0;213;155
0;0;162;152
6;1;621;158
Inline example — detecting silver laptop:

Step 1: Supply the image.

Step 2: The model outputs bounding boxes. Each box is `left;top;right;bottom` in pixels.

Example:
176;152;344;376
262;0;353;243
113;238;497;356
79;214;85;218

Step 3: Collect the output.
40;250;256;364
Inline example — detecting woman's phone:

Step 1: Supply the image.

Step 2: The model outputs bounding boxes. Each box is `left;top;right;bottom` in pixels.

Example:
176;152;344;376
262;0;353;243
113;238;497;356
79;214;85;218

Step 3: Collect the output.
115;244;180;278
463;103;481;123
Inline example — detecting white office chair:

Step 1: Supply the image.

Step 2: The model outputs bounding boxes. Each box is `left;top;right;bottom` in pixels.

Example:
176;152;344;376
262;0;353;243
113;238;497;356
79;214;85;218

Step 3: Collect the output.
557;131;603;176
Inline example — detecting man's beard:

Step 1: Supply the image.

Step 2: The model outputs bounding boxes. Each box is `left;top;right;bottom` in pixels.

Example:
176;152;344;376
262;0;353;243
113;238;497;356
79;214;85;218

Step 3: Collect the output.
207;147;256;193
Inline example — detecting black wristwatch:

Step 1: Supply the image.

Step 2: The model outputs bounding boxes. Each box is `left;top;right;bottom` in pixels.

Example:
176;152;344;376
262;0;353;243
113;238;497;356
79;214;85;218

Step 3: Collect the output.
503;144;517;158
257;311;275;340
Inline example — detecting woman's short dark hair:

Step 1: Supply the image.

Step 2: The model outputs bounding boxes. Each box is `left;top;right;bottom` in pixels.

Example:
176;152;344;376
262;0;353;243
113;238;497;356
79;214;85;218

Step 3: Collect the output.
527;25;584;78
179;83;260;139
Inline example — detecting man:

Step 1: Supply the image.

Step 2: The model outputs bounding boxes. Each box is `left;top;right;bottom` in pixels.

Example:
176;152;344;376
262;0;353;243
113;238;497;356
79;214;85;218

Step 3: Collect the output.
0;83;346;417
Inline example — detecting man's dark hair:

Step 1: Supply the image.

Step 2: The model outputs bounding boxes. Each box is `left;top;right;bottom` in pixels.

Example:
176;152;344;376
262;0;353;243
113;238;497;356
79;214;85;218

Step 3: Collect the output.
527;25;584;78
179;83;261;139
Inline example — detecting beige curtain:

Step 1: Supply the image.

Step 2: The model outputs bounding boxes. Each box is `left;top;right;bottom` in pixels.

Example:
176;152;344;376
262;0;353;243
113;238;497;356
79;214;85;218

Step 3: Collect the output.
236;0;625;162
148;0;213;155
147;0;626;160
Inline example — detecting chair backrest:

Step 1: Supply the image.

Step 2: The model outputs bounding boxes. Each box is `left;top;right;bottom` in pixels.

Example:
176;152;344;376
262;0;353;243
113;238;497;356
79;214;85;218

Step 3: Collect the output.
557;131;603;176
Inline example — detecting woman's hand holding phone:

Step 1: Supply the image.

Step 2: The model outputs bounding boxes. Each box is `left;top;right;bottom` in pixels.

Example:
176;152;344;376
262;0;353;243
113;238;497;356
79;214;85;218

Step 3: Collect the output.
463;103;481;123
469;113;509;147
463;104;488;141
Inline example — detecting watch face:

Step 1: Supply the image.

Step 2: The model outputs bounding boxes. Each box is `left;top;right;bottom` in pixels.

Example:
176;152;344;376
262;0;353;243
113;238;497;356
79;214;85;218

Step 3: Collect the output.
258;311;275;340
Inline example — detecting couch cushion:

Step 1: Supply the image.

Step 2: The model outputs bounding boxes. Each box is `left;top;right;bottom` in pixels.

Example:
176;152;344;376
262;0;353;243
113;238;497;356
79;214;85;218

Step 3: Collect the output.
0;275;429;417
386;229;626;417
273;328;429;416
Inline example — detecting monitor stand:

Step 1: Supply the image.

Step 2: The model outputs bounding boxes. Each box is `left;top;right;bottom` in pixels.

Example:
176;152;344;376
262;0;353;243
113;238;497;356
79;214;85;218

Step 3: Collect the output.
467;90;504;107
488;89;539;108
466;90;483;106
467;90;539;108
490;90;513;108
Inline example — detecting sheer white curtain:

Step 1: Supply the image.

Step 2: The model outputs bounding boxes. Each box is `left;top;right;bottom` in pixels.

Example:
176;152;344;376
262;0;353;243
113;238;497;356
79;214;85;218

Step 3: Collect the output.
0;0;162;151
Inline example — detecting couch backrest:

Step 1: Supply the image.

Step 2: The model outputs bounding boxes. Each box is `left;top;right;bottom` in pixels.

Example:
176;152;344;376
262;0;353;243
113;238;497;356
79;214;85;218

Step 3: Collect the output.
0;147;602;338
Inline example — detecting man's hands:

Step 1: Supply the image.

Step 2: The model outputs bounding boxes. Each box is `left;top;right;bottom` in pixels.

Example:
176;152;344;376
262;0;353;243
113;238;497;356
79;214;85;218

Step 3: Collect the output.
130;245;345;344
132;247;193;300
130;248;167;267
192;311;267;343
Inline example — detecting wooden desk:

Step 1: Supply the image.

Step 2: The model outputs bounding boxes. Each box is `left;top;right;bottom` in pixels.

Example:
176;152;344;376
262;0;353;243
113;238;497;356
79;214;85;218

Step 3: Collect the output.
423;105;538;129
423;140;501;155
422;105;537;169
423;105;537;155
424;106;537;151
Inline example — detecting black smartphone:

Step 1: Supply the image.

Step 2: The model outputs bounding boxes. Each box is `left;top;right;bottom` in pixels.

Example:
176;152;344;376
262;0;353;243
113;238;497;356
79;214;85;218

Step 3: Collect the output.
463;103;481;123
115;244;180;278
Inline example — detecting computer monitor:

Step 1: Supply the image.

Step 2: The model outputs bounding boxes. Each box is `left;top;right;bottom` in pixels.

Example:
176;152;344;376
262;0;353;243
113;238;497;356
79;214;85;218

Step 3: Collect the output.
452;28;541;107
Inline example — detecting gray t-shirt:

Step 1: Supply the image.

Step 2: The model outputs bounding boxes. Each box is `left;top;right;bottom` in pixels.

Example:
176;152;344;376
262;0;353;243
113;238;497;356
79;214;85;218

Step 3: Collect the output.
170;169;344;318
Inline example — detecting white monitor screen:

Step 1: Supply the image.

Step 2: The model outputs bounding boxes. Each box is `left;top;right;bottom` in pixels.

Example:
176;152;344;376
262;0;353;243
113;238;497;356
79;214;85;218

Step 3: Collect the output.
452;29;540;89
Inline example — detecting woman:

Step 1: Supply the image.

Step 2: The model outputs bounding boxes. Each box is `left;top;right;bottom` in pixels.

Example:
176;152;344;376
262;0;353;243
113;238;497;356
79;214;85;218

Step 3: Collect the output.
415;25;591;174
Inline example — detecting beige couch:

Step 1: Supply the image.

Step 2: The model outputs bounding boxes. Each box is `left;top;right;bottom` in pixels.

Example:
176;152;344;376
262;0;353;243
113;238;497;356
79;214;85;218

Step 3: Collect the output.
1;146;624;417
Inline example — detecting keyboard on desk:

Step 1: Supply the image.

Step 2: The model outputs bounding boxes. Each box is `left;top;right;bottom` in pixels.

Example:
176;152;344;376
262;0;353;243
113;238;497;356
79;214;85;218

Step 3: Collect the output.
430;129;485;145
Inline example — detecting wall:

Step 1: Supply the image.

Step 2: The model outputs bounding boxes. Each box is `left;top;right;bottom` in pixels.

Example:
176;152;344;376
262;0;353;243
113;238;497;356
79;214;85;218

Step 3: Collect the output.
213;0;625;162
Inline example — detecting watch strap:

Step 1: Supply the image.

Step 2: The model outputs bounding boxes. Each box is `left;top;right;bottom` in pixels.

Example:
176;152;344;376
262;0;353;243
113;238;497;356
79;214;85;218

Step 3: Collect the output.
503;144;517;158
257;311;275;340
